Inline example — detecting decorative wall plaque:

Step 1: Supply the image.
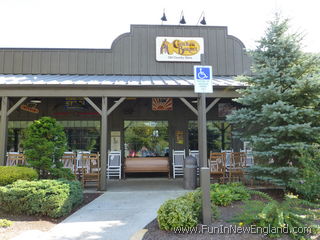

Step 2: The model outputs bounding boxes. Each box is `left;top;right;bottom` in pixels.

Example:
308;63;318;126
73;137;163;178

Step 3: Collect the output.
152;98;173;111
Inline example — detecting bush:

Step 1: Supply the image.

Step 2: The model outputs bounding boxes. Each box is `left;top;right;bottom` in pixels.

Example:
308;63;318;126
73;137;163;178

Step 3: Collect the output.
232;194;320;239
0;219;13;228
157;190;219;231
289;149;320;202
22;117;67;178
0;179;83;218
157;198;198;230
210;183;250;206
0;166;38;186
48;168;76;181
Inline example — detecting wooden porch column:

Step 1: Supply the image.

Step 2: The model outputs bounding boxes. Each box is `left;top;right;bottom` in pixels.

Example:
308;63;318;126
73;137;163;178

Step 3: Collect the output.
0;97;8;166
100;97;108;191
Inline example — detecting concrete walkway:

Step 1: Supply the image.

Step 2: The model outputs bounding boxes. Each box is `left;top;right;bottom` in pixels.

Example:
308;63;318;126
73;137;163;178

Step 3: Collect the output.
12;178;188;240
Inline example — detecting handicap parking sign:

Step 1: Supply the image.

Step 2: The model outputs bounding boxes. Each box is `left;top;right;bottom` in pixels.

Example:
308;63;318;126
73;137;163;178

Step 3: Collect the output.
194;65;213;93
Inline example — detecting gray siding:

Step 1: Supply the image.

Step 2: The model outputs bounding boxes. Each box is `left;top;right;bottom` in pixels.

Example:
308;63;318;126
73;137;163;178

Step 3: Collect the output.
0;25;251;76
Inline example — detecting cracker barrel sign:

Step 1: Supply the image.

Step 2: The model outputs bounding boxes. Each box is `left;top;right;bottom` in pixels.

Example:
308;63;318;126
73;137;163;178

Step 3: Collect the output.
156;37;204;62
152;98;173;111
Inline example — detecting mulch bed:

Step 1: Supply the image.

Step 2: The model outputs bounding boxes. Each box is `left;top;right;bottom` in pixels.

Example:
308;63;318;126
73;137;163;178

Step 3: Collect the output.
143;189;293;240
0;192;102;240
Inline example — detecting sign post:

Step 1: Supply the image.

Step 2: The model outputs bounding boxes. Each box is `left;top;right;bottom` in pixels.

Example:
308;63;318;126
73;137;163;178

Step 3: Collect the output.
194;65;212;225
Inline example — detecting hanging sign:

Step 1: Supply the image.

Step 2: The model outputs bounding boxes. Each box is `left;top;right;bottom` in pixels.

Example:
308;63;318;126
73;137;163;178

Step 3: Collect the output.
194;65;213;93
64;97;87;110
156;37;204;62
20;104;39;114
152;98;173;111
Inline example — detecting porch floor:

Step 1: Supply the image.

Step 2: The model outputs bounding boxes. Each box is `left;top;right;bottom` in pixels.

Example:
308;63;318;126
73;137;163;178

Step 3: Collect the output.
106;177;185;192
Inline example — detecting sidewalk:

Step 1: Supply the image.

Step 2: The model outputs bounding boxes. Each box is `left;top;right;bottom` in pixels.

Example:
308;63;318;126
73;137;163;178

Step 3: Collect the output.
12;179;188;240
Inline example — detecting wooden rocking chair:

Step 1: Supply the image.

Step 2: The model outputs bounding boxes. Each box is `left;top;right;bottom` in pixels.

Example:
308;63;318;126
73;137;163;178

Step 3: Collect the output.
209;152;227;183
81;153;101;189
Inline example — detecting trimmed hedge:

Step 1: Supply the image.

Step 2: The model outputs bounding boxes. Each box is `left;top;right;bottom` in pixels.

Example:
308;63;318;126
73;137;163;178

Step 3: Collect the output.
0;166;38;186
0;179;83;218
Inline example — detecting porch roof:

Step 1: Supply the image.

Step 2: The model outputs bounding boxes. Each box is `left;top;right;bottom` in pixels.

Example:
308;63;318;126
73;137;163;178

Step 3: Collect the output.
0;74;246;87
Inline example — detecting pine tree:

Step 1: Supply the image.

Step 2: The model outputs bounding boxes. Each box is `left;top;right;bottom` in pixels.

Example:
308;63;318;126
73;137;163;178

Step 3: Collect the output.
227;15;320;185
22;117;67;178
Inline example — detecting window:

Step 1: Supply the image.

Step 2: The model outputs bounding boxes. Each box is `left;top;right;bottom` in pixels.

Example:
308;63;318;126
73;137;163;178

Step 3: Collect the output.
7;120;100;152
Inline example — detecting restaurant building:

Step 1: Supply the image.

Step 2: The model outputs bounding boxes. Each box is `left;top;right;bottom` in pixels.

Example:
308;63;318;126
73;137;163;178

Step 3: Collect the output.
0;24;251;189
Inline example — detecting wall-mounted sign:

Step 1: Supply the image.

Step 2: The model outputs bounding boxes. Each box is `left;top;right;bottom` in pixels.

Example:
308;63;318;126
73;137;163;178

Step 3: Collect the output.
152;98;173;111
111;131;121;151
156;37;204;62
175;130;184;145
20;104;39;114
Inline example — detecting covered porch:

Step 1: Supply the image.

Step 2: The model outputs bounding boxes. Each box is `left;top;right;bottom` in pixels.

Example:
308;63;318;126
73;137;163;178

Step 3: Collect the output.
0;74;245;190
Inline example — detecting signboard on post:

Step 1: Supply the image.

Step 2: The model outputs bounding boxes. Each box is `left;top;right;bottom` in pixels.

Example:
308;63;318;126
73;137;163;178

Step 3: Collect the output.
194;65;213;93
194;65;212;225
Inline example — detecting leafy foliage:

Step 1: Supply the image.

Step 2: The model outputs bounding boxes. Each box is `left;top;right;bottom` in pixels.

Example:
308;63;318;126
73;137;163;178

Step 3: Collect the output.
227;16;320;186
232;194;320;239
289;148;320;201
22;117;67;178
48;168;76;181
157;197;199;230
0;179;83;218
0;166;38;186
210;183;250;206
157;190;219;230
0;219;13;228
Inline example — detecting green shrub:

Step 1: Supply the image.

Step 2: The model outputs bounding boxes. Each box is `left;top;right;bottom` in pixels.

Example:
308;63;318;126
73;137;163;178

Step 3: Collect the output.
289;149;320;202
48;168;76;181
157;198;198;230
0;166;38;186
179;191;219;220
210;183;250;206
0;179;83;218
232;194;320;239
0;219;13;228
157;190;219;231
22;117;67;178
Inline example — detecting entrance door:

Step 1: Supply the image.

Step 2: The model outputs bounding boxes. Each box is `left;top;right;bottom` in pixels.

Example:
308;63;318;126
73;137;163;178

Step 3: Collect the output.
123;121;170;177
124;121;169;157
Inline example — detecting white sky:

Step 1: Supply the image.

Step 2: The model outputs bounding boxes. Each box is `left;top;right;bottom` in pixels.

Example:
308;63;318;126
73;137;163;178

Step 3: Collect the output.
0;0;319;52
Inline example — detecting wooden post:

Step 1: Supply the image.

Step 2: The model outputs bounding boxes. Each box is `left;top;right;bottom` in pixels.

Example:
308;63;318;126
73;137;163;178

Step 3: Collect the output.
100;97;108;191
0;97;8;166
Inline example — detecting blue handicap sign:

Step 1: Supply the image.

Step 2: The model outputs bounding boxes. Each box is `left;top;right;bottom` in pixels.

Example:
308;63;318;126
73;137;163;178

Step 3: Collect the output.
195;66;211;80
194;65;213;93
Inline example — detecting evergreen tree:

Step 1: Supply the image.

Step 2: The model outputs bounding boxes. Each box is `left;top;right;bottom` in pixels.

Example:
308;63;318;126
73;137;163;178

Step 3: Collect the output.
22;117;67;178
227;16;320;185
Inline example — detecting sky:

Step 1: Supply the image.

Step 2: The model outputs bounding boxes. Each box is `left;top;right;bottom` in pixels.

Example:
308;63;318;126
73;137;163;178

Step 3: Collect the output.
0;0;319;52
